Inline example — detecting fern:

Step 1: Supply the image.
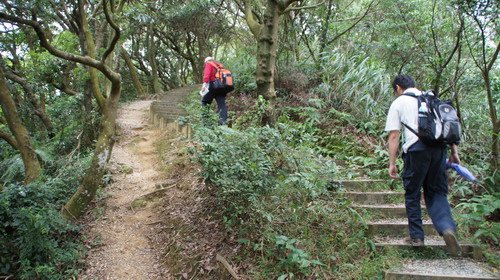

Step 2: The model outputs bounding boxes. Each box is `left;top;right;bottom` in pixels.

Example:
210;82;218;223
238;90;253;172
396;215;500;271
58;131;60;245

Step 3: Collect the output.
0;154;24;183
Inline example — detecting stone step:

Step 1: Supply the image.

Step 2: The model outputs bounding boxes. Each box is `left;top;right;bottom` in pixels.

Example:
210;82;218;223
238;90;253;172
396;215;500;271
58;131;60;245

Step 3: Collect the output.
353;204;427;219
384;259;499;279
331;179;395;191
154;98;186;102
151;109;186;115
151;104;185;110
368;219;437;236
155;115;182;121
151;101;184;106
345;191;404;205
373;236;481;259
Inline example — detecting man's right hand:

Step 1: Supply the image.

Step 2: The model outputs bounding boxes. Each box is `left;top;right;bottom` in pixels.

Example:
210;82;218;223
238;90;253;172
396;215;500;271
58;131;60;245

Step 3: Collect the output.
387;130;400;179
388;163;398;179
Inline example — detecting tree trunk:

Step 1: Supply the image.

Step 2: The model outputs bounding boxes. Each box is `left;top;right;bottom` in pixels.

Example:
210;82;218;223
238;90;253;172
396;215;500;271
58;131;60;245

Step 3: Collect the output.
81;79;98;148
493;120;499;172
483;72;498;170
0;67;41;184
147;25;163;94
61;79;121;219
432;71;442;96
121;46;146;97
255;1;280;101
79;0;106;110
194;35;211;83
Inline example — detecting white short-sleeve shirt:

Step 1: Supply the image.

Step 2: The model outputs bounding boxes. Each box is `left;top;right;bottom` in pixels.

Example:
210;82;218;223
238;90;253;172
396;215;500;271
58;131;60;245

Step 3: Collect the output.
385;88;421;153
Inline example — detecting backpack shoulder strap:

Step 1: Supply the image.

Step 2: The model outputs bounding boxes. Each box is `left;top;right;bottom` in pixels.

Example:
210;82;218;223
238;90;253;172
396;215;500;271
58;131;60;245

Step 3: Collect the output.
207;61;223;69
401;91;422;137
403;92;417;97
401;122;419;137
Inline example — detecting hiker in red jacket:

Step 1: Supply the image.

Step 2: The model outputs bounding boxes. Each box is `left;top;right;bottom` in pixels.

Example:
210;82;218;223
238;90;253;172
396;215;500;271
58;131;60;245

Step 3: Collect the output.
200;56;228;125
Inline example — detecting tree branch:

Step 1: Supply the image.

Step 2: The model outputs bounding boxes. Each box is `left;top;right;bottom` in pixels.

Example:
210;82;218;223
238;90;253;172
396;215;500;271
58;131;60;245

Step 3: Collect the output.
101;0;121;63
282;1;325;14
430;0;443;60
243;0;262;38
327;0;376;45
397;3;433;66
0;12;118;82
469;13;489;70
48;0;73;32
440;13;464;72
487;41;500;72
60;0;80;33
0;129;18;149
280;0;300;9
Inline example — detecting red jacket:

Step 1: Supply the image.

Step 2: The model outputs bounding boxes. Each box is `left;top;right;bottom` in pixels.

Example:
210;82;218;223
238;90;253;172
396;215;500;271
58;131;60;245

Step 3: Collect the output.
203;61;218;83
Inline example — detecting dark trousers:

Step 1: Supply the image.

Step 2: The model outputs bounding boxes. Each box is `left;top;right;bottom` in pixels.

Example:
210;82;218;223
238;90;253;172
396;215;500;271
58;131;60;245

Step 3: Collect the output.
201;86;228;125
402;147;456;240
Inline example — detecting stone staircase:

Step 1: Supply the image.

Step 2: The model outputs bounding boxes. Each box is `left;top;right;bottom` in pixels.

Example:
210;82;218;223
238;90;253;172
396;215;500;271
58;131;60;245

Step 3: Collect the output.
337;180;499;280
149;85;198;136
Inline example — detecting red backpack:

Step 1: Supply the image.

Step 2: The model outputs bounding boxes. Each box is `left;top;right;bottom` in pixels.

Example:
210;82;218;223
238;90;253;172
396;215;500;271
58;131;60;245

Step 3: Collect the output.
208;61;234;92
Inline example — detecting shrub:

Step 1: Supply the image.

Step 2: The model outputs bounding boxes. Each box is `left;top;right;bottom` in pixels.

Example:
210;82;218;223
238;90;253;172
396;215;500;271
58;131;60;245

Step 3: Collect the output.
0;155;90;279
192;118;384;278
194;125;278;225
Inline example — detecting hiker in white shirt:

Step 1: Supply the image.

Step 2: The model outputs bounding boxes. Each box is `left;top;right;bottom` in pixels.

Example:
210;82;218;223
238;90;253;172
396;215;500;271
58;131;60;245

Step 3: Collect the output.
385;74;461;256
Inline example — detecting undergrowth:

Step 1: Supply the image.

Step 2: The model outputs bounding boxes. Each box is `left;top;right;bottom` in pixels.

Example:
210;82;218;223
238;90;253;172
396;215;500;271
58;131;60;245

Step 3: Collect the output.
186;94;400;278
0;154;91;279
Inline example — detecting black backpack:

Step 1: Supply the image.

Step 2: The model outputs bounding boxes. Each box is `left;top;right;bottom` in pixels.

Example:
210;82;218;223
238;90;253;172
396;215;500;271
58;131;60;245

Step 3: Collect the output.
402;90;461;146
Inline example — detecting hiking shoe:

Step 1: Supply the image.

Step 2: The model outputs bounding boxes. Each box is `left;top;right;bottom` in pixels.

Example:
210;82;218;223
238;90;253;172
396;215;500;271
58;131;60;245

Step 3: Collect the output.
443;229;461;257
408;238;425;247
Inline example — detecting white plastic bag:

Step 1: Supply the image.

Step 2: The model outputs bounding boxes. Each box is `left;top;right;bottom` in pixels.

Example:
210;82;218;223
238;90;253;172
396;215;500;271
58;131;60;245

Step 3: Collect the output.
199;83;209;96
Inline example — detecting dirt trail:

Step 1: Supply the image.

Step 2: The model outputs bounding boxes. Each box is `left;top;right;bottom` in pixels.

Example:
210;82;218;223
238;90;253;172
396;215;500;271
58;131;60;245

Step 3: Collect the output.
80;100;170;279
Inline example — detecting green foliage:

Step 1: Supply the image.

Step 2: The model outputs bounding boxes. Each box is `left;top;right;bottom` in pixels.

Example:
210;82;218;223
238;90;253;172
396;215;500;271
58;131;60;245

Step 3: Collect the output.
0;154;24;183
221;50;257;94
195;126;276;224
0;155;91;279
233;95;268;129
190;101;391;277
52;31;80;53
457;194;500;246
314;50;391;120
274;235;325;277
163;0;211;22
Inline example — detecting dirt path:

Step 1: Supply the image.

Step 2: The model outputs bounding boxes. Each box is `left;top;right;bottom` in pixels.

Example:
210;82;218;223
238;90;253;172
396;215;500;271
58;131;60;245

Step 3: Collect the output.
80;100;170;279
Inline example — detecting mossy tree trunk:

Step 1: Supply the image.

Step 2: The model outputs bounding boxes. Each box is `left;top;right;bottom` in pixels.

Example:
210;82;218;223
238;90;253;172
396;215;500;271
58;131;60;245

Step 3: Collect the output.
242;0;308;125
0;130;18;149
61;79;121;218
244;0;282;101
0;66;41;184
78;0;106;110
255;1;280;101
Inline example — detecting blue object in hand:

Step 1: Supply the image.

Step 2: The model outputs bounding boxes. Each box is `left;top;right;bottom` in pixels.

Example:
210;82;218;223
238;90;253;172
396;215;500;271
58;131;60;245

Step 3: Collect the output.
446;162;478;182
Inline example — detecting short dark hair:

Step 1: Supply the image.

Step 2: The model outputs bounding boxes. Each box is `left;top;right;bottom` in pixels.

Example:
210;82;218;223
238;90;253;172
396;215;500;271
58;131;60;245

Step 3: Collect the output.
392;74;415;91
